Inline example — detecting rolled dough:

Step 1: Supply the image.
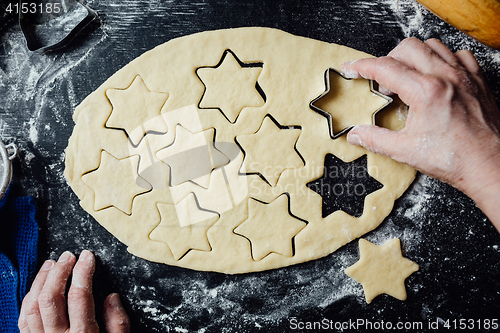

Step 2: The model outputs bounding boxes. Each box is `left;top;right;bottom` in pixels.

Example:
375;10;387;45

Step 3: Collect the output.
64;27;416;274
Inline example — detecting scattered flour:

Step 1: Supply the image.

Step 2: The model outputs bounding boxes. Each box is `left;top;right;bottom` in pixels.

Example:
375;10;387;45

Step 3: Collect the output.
2;1;499;331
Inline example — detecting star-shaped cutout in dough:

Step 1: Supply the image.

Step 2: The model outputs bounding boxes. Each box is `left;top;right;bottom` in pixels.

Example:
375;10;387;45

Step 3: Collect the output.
82;150;151;215
196;50;266;123
106;75;168;145
234;194;306;261
156;125;229;188
149;194;219;260
236;116;304;186
306;154;383;218
345;238;419;304
310;68;392;139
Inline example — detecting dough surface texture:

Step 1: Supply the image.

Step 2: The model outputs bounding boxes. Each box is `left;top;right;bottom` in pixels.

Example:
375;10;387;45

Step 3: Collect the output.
64;27;416;273
345;238;419;303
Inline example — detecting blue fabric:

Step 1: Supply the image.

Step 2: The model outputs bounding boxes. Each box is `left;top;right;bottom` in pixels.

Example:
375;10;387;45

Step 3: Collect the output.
0;186;39;333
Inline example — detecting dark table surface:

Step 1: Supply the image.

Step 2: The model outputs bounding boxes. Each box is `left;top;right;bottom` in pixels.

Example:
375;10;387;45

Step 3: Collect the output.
1;0;500;332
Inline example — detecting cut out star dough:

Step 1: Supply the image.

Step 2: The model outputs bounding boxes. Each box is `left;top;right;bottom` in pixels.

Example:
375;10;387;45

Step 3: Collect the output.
236;116;303;186
306;154;383;218
149;193;219;260
82;150;151;215
156;125;229;188
65;27;419;274
106;76;168;145
234;194;306;261
345;238;419;304
310;68;392;139
196;49;266;123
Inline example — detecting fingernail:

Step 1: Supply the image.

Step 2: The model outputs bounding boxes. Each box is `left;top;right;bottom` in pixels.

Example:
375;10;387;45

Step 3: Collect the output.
348;133;362;146
109;293;123;310
340;59;361;79
40;260;54;271
341;68;360;79
78;250;94;263
58;251;73;262
378;85;393;96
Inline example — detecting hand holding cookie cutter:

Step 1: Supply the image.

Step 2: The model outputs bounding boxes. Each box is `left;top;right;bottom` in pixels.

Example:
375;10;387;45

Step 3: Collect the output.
310;68;393;139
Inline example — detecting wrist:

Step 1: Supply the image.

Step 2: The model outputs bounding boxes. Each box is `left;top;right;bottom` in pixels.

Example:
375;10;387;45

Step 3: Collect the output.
455;139;500;231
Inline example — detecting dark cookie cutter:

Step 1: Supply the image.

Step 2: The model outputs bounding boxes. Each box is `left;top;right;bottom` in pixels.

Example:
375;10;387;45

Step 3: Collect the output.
0;140;17;200
19;0;97;53
310;68;393;139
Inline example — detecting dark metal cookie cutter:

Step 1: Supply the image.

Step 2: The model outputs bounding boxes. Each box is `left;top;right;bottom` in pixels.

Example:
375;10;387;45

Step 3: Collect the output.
310;68;393;139
19;0;98;53
0;140;17;200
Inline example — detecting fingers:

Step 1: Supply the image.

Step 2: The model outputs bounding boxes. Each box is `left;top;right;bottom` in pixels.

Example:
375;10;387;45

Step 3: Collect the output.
347;125;409;164
104;293;131;333
340;57;425;106
67;250;99;332
455;49;482;76
389;38;460;72
19;260;55;332
37;251;76;332
19;250;111;333
341;38;482;110
375;38;442;96
424;38;461;67
387;38;448;72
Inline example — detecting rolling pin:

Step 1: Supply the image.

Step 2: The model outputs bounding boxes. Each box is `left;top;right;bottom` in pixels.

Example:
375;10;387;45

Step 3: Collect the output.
416;0;500;49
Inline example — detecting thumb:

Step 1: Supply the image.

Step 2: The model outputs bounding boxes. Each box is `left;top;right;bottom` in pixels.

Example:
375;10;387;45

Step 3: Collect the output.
104;293;130;333
347;125;406;161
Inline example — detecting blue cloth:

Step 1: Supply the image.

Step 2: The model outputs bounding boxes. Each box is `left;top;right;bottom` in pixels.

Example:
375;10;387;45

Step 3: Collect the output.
0;187;38;333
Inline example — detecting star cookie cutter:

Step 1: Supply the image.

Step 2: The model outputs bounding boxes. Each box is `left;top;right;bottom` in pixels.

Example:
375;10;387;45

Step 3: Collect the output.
309;68;393;139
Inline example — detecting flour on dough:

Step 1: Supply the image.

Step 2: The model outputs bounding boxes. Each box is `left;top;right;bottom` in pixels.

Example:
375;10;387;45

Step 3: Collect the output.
236;115;303;186
65;27;416;274
345;238;419;303
106;75;168;145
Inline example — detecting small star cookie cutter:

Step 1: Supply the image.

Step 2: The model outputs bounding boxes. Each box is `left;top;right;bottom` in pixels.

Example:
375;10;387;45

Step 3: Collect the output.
309;68;393;139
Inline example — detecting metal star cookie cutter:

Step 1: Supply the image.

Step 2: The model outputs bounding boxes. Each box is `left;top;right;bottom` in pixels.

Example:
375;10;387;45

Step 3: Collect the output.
19;0;98;53
309;68;393;139
0;140;18;200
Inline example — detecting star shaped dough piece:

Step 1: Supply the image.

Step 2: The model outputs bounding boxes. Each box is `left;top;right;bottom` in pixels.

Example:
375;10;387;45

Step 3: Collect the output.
156;125;229;188
311;69;392;139
106;76;168;145
82;150;151;215
236;116;303;186
149;194;219;260
234;194;306;261
196;50;265;123
345;238;419;304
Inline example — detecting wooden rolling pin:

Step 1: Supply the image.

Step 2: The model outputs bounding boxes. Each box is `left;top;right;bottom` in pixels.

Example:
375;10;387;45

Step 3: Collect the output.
416;0;500;49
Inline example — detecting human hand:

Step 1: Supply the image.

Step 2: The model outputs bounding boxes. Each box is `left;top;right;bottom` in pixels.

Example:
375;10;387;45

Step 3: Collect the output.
18;250;130;333
341;38;500;231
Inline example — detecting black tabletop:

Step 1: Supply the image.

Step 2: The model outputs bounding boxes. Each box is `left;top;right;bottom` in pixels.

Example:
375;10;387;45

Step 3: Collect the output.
1;0;499;332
